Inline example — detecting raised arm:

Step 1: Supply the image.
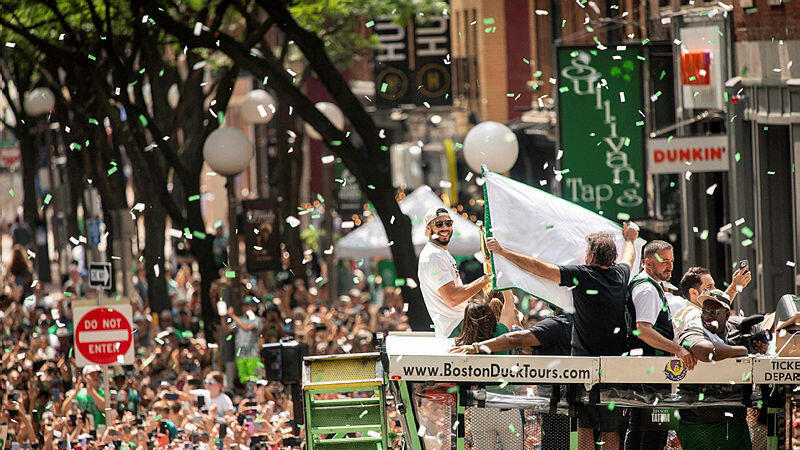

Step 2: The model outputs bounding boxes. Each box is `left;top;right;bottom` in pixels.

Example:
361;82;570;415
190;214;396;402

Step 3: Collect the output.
485;238;561;283
620;222;639;268
437;274;492;307
499;290;522;329
724;266;752;305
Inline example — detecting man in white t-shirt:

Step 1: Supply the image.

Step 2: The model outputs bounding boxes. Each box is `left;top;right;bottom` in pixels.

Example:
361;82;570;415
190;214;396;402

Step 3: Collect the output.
418;207;491;337
672;265;751;340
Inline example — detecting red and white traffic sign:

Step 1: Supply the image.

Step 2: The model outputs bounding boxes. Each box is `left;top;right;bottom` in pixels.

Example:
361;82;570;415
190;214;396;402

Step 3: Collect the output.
73;303;135;367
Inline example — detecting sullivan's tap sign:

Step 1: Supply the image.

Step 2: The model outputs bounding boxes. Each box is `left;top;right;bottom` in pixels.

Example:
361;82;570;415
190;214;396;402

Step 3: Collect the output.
557;47;645;219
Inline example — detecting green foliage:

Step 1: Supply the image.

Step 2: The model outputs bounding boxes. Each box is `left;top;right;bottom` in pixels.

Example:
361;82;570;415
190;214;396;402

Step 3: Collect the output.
289;0;448;71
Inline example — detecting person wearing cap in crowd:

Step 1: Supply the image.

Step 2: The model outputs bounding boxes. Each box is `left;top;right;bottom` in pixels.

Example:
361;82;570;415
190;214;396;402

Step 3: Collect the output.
227;296;264;384
672;266;752;339
417;206;491;337
674;289;766;450
62;364;106;429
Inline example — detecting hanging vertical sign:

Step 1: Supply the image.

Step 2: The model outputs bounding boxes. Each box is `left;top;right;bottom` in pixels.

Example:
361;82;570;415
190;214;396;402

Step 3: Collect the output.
374;15;452;108
241;199;282;272
557;46;646;219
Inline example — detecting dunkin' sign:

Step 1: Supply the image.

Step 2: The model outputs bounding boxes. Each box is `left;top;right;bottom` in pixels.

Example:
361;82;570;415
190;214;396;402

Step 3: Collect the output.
647;135;729;174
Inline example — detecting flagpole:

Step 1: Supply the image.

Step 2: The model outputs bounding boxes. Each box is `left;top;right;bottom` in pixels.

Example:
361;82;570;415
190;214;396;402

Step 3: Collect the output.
478;224;492;295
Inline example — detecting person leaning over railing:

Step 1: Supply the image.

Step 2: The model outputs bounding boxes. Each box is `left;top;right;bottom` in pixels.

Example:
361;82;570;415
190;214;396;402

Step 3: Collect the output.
673;290;767;450
451;294;524;449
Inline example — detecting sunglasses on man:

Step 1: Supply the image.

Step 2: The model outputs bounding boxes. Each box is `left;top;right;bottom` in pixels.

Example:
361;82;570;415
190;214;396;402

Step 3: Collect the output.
433;219;453;228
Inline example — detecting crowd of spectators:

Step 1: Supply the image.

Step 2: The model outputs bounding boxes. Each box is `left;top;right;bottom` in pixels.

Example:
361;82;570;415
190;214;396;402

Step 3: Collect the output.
0;241;413;449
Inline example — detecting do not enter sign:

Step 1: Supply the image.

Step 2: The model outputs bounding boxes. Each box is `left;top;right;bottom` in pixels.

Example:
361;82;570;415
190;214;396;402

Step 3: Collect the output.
73;303;135;367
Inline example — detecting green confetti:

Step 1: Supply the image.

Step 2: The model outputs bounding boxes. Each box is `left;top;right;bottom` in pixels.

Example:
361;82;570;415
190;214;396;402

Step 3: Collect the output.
483;18;495;25
226;334;233;341
607;401;615;410
646;366;653;374
616;212;630;220
654;253;664;262
365;20;375;28
192;231;206;239
107;166;118;175
225;270;236;278
585;289;599;295
43;194;52;205
741;226;754;238
380;83;388;93
138;115;148;127
632;330;641;336
561;19;566;27
9;189;14;197
188;194;201;202
735;152;741;162
509;424;516;432
88;118;99;125
88;54;96;61
330;140;342;146
522;58;529;64
698;393;705;401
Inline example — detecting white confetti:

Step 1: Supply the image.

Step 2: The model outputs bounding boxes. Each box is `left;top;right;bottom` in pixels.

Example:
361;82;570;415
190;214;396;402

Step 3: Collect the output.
286;216;301;228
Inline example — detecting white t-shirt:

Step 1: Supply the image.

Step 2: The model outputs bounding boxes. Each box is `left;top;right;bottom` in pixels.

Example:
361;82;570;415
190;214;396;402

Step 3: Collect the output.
666;293;688;318
631;272;670;325
418;242;464;338
208;393;234;416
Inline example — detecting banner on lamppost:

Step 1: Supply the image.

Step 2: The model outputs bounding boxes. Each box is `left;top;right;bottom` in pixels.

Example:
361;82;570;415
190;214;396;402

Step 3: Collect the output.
374;15;452;108
557;46;646;219
241;199;282;272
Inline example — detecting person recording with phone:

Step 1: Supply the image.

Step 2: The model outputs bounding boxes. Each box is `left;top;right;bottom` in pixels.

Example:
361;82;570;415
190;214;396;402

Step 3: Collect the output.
672;262;752;340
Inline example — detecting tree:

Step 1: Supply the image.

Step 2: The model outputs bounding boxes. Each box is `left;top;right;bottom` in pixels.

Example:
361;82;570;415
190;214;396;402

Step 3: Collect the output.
143;0;438;331
0;1;241;329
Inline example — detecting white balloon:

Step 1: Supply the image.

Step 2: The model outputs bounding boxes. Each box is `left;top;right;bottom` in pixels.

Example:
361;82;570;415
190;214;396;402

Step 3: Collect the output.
240;89;276;124
463;121;519;173
23;87;55;116
304;102;345;140
202;127;253;176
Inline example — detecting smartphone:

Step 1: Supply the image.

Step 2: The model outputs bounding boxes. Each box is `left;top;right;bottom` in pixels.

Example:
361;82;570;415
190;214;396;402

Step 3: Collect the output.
739;259;749;270
195;396;205;408
245;401;257;408
165;393;180;401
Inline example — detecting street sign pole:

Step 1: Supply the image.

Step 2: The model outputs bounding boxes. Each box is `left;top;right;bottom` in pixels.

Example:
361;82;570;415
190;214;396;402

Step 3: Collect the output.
89;261;113;426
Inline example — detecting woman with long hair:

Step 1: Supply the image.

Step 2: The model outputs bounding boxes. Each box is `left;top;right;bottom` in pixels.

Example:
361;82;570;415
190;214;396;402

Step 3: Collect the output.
5;245;33;300
455;291;523;449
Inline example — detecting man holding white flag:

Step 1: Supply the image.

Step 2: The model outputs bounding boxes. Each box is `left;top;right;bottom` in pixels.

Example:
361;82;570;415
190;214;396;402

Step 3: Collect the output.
486;223;638;450
417;207;491;337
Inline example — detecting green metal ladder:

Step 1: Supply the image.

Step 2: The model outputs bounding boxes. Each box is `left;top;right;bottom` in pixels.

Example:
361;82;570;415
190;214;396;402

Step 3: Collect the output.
302;352;389;450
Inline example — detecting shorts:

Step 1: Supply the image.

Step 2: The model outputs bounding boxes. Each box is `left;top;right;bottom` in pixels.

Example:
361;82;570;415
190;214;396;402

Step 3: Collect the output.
235;357;263;383
576;403;625;432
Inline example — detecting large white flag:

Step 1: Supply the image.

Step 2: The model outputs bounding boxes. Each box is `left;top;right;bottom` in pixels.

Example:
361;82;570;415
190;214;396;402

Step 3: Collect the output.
483;170;646;311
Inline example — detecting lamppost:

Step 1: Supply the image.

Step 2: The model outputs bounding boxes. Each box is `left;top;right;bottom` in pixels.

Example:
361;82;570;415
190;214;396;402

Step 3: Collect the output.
240;88;276;198
303;102;345;303
23;87;55;283
203;127;253;311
